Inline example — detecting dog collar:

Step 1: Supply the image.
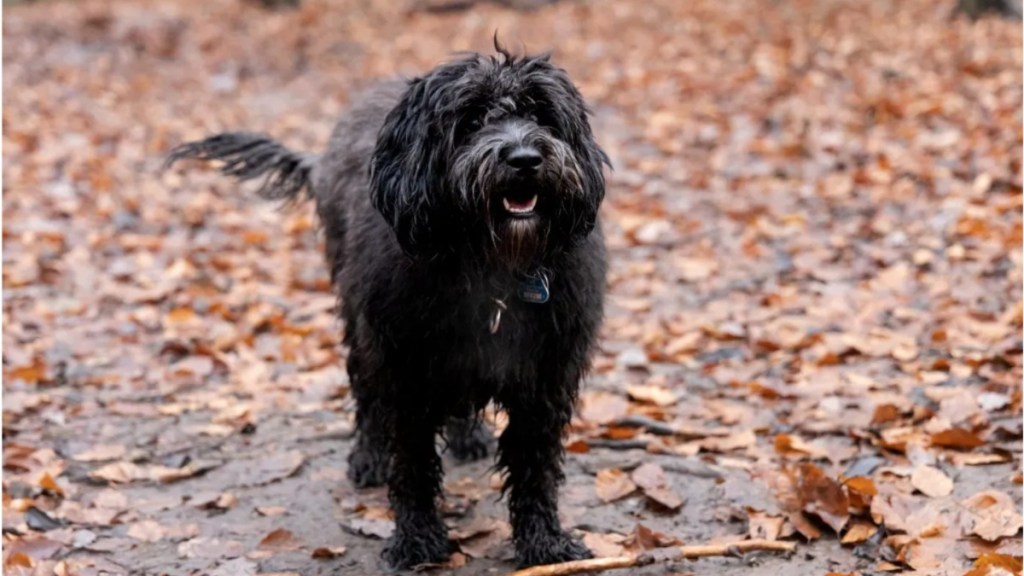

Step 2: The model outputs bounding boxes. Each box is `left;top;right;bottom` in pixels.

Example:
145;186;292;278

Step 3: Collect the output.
488;271;550;334
516;271;550;304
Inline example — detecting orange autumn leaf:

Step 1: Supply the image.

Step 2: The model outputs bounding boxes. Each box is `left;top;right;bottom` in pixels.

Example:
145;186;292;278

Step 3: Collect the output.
930;428;986;450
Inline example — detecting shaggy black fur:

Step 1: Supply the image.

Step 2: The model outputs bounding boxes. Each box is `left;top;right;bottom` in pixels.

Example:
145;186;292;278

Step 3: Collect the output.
166;43;608;571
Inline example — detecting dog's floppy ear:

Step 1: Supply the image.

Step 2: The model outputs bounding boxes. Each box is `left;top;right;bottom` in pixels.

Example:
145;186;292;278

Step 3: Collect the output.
370;77;448;257
535;62;610;244
565;138;609;242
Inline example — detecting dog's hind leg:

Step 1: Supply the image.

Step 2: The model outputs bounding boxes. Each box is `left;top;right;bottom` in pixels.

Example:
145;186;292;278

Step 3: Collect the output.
346;349;392;488
383;402;453;569
347;400;392;488
445;415;493;462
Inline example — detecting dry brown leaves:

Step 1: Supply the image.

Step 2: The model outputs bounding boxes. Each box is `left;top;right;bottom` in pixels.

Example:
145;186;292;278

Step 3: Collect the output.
2;0;1021;573
595;468;637;503
630;463;684;511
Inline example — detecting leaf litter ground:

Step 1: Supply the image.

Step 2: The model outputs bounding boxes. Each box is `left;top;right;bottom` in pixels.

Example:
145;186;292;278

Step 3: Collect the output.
3;1;1021;575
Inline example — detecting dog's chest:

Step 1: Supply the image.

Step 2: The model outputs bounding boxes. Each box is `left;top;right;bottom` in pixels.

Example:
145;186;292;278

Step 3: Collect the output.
427;295;550;401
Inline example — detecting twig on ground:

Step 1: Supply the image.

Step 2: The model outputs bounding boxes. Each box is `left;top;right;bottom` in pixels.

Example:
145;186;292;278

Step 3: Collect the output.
507;539;797;576
609;415;729;439
609;415;677;436
584;438;652;451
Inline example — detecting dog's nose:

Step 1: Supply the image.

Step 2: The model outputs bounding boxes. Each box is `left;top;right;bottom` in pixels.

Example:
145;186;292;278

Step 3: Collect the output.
505;147;543;172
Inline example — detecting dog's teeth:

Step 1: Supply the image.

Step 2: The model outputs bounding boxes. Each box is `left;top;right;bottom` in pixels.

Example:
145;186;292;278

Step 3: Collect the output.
503;195;538;214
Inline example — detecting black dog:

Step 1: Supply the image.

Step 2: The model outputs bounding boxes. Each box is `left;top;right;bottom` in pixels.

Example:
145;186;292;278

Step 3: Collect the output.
167;42;608;570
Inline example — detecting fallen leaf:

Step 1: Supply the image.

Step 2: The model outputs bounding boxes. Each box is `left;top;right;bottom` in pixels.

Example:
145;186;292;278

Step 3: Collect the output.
89;461;148;483
630;462;666;491
256;506;288;517
5;551;33;569
871;404;903;426
930;428;986;450
625;523;680;552
747;511;785;541
774;434;829;459
72;445;128;462
579;391;630;424
566;439;590;453
582;532;626;558
972;553;1023;575
629;463;683;510
311;546;347;559
844;476;878;509
5;357;47;384
165;523;200;541
595;468;637;503
962;491;1024;542
165;307;198;326
178;538;246;559
3;535;63;564
37;472;64;497
911;465;954;498
702;429;756;452
841;520;878;544
449;517;498;541
798;463;849;533
257;529;301;552
195;492;237;511
643;486;684;511
453;518;511;559
950;452;1012;467
626;384;678;406
871;493;916;533
675;256;717;281
155;459;222;483
127;520;165;543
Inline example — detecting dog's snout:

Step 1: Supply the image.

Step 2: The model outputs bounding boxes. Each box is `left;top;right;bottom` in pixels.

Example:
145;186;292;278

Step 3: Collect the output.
505;146;543;172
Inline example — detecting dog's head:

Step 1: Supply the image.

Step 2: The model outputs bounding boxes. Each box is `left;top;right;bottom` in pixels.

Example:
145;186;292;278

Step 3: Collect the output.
370;41;609;270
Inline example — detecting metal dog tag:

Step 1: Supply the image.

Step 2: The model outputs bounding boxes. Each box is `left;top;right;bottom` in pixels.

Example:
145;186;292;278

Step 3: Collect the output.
489;298;507;334
516;272;550;304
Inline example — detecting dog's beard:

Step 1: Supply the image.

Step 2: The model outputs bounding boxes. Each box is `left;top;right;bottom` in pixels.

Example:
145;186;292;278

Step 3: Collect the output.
494;216;549;273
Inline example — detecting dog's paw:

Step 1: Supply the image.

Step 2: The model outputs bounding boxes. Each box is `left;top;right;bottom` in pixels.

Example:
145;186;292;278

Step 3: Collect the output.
382;528;454;570
347;444;389;488
515;531;593;568
446;419;493;462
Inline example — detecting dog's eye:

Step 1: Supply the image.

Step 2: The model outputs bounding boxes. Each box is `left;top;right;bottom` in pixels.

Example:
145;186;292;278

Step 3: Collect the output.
456;116;483;140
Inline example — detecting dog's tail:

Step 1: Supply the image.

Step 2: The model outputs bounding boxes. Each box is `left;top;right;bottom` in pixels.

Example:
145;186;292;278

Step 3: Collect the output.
164;132;316;202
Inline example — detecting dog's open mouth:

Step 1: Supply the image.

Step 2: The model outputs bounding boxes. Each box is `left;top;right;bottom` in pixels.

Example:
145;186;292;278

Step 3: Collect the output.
501;193;538;217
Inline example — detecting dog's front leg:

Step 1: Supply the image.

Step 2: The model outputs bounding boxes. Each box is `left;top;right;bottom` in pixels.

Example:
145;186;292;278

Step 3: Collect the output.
499;398;593;567
382;405;452;569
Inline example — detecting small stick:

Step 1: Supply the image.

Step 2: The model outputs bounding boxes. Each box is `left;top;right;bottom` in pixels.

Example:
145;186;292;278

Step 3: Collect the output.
609;416;730;439
610;415;678;436
507;539;796;576
585;438;652;451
